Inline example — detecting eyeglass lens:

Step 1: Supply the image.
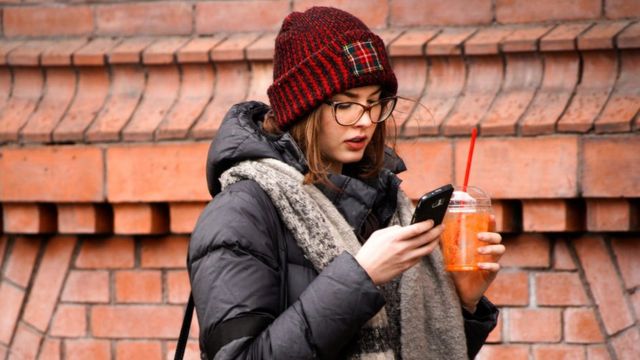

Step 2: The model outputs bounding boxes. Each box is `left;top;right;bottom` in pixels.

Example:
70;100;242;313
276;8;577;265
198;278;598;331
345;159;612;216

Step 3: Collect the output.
334;98;395;125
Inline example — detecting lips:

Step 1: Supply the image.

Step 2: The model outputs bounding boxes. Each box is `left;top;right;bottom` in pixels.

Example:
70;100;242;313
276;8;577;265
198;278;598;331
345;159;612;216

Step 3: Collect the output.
344;136;368;150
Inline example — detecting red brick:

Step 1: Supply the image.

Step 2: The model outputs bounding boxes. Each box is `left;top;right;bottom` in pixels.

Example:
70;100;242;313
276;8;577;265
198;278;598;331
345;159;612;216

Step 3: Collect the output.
443;56;503;136
3;6;93;37
39;338;61;360
23;236;76;332
91;305;183;338
480;54;543;136
294;0;388;29
558;51;618;133
533;345;586;360
156;64;215;140
10;323;42;359
388;29;439;57
540;23;594;52
76;237;134;269
7;40;56;66
57;204;113;234
167;270;191;304
5;237;41;288
169;202;205;234
522;200;585;232
595;51;640;133
107;143;210;202
50;304;86;337
116;341;162;360
0;40;25;65
404;57;465;136
52;67;109;142
61;270;110;303
85;65;145;142
606;0;640;19
391;0;491;26
197;0;289;33
246;60;274;105
0;281;25;344
426;28;477;55
122;66;180;141
166;340;200;360
1;204;57;234
465;26;516;55
475;345;530;360
141;236;188;269
41;38;89;66
0;67;10;108
73;38;121;66
395;140;452;201
108;37;155;64
0;67;43;142
631;291;640;322
96;2;192;36
574;236;634;335
553;240;577;271
490;200;520;233
587;345;611;360
536;272;589;306
0;146;104;202
142;37;190;65
500;234;550;269
64;339;111;360
611;237;640;290
485;271;529;306
578;22;630;50
564;308;604;343
392;58;427;129
0;236;7;269
520;53;580;135
587;199;638;231
20;68;76;143
176;35;225;63
509;308;562;342
486;314;502;343
500;25;555;52
113;203;169;235
583;137;640;197
210;33;261;62
611;327;640;360
496;0;600;23
191;62;250;139
115;271;162;303
617;22;640;48
454;137;579;199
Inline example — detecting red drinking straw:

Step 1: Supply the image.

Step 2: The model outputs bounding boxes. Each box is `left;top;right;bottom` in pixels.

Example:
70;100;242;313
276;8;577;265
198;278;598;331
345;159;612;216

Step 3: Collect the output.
462;127;478;192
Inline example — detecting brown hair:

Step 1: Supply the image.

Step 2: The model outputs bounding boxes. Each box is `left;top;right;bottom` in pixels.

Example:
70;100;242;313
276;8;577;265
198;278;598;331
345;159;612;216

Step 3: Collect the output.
263;105;393;186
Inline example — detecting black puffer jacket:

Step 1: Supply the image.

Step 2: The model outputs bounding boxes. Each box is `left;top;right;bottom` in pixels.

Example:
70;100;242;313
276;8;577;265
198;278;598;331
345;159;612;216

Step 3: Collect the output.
188;102;498;359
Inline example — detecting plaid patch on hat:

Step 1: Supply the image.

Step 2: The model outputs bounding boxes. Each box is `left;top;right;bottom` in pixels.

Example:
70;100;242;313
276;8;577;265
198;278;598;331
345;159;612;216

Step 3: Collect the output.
343;40;383;76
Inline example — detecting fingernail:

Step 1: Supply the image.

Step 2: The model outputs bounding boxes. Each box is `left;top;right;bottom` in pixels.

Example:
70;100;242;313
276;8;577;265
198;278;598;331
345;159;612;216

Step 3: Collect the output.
477;263;490;270
477;247;487;254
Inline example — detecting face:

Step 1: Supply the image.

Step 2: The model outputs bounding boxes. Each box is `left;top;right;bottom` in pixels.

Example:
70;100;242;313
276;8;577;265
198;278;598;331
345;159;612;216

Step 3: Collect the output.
318;85;382;174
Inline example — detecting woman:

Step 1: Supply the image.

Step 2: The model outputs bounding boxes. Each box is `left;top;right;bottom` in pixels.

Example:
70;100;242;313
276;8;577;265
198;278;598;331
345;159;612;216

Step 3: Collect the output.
188;7;504;359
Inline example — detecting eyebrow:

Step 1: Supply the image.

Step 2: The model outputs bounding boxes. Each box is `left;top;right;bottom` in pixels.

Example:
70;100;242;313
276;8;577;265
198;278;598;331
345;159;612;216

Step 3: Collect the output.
340;88;382;99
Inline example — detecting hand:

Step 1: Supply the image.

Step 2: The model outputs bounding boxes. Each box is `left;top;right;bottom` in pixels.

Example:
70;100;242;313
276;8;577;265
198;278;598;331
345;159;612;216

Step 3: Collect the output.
355;220;443;285
449;216;505;313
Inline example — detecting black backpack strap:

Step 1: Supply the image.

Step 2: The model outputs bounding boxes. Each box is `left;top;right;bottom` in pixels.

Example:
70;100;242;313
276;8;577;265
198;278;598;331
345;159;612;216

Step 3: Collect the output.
174;292;194;360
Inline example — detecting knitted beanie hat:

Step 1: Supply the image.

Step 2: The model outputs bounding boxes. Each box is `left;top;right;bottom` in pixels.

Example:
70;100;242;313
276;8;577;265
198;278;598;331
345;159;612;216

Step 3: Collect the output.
267;7;398;130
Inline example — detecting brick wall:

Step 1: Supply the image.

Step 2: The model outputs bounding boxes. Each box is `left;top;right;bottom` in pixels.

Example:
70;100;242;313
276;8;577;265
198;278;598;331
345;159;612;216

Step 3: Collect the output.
0;1;639;359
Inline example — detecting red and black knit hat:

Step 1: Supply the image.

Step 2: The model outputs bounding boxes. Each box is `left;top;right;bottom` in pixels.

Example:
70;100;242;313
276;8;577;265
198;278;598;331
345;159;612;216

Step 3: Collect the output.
267;7;398;130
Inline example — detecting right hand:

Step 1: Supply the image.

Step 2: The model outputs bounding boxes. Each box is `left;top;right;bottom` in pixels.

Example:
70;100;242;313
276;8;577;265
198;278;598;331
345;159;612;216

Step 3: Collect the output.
355;220;443;285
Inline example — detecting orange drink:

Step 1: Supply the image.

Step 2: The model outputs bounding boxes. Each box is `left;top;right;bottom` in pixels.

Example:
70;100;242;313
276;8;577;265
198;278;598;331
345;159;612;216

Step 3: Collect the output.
440;186;492;271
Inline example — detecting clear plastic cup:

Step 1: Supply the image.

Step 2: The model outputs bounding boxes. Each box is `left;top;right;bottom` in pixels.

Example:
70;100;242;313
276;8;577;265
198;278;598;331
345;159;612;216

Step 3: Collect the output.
441;186;493;271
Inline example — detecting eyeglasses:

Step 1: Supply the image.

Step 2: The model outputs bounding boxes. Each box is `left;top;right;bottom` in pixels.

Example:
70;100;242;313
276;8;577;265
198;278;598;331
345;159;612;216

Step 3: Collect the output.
323;97;397;126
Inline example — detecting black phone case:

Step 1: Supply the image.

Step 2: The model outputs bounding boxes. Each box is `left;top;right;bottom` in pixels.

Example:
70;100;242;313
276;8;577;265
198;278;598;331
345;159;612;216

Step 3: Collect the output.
410;184;454;225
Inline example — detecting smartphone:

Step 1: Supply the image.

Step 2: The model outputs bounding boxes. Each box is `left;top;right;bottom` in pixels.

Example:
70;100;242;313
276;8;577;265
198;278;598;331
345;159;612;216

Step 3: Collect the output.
410;184;454;225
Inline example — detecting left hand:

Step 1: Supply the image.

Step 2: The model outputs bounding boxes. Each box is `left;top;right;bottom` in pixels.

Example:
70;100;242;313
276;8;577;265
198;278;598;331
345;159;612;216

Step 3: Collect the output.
449;216;505;313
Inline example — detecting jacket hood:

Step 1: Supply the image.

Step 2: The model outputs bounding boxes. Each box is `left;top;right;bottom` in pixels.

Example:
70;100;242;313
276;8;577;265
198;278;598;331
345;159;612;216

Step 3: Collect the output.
206;101;407;198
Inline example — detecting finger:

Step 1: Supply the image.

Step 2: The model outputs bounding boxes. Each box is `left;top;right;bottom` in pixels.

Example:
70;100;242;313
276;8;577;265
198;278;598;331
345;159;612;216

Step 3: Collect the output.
398;220;435;240
409;236;440;259
406;224;443;247
477;232;502;244
477;262;501;271
477;244;506;256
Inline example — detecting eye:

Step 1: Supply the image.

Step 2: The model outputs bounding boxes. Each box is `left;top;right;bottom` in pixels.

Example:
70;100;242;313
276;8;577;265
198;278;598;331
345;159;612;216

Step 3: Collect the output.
335;102;354;110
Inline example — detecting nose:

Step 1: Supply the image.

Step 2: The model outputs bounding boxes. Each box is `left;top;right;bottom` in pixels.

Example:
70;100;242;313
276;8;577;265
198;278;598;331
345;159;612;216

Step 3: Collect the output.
354;108;374;127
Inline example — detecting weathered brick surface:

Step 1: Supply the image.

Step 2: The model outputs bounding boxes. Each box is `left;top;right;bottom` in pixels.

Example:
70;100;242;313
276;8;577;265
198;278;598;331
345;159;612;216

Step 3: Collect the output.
509;308;562;342
107;143;210;202
3;6;93;37
391;0;492;26
0;68;43;142
196;0;289;33
96;2;192;36
115;341;162;359
169;202;206;234
395;140;452;200
2;203;56;235
564;308;604;343
167;270;190;304
61;270;110;303
476;345;529;360
582;137;640;197
536;272;589;306
484;271;529;306
57;204;113;234
10;323;42;359
606;0;640;19
0;281;25;344
115;271;162;303
610;236;640;290
574;236;634;335
496;0;600;24
50;304;86;337
4;237;40;288
113;203;169;235
553;240;577;270
522;199;584;232
65;339;111;360
595;51;640;133
75;237;134;269
586;199;638;231
532;345;586;360
0;146;104;202
611;327;640;360
91;305;183;338
140;236;189;269
499;234;550;269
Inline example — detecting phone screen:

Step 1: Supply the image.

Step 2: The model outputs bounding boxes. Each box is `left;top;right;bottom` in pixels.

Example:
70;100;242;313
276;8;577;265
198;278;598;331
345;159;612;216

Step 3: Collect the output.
410;184;454;225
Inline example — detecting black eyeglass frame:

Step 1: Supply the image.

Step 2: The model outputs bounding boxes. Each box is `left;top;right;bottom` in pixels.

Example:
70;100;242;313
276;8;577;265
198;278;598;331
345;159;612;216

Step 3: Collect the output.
322;96;398;126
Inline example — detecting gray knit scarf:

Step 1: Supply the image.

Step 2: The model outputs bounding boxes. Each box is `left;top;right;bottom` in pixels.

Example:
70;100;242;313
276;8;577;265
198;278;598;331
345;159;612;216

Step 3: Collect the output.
220;159;467;360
